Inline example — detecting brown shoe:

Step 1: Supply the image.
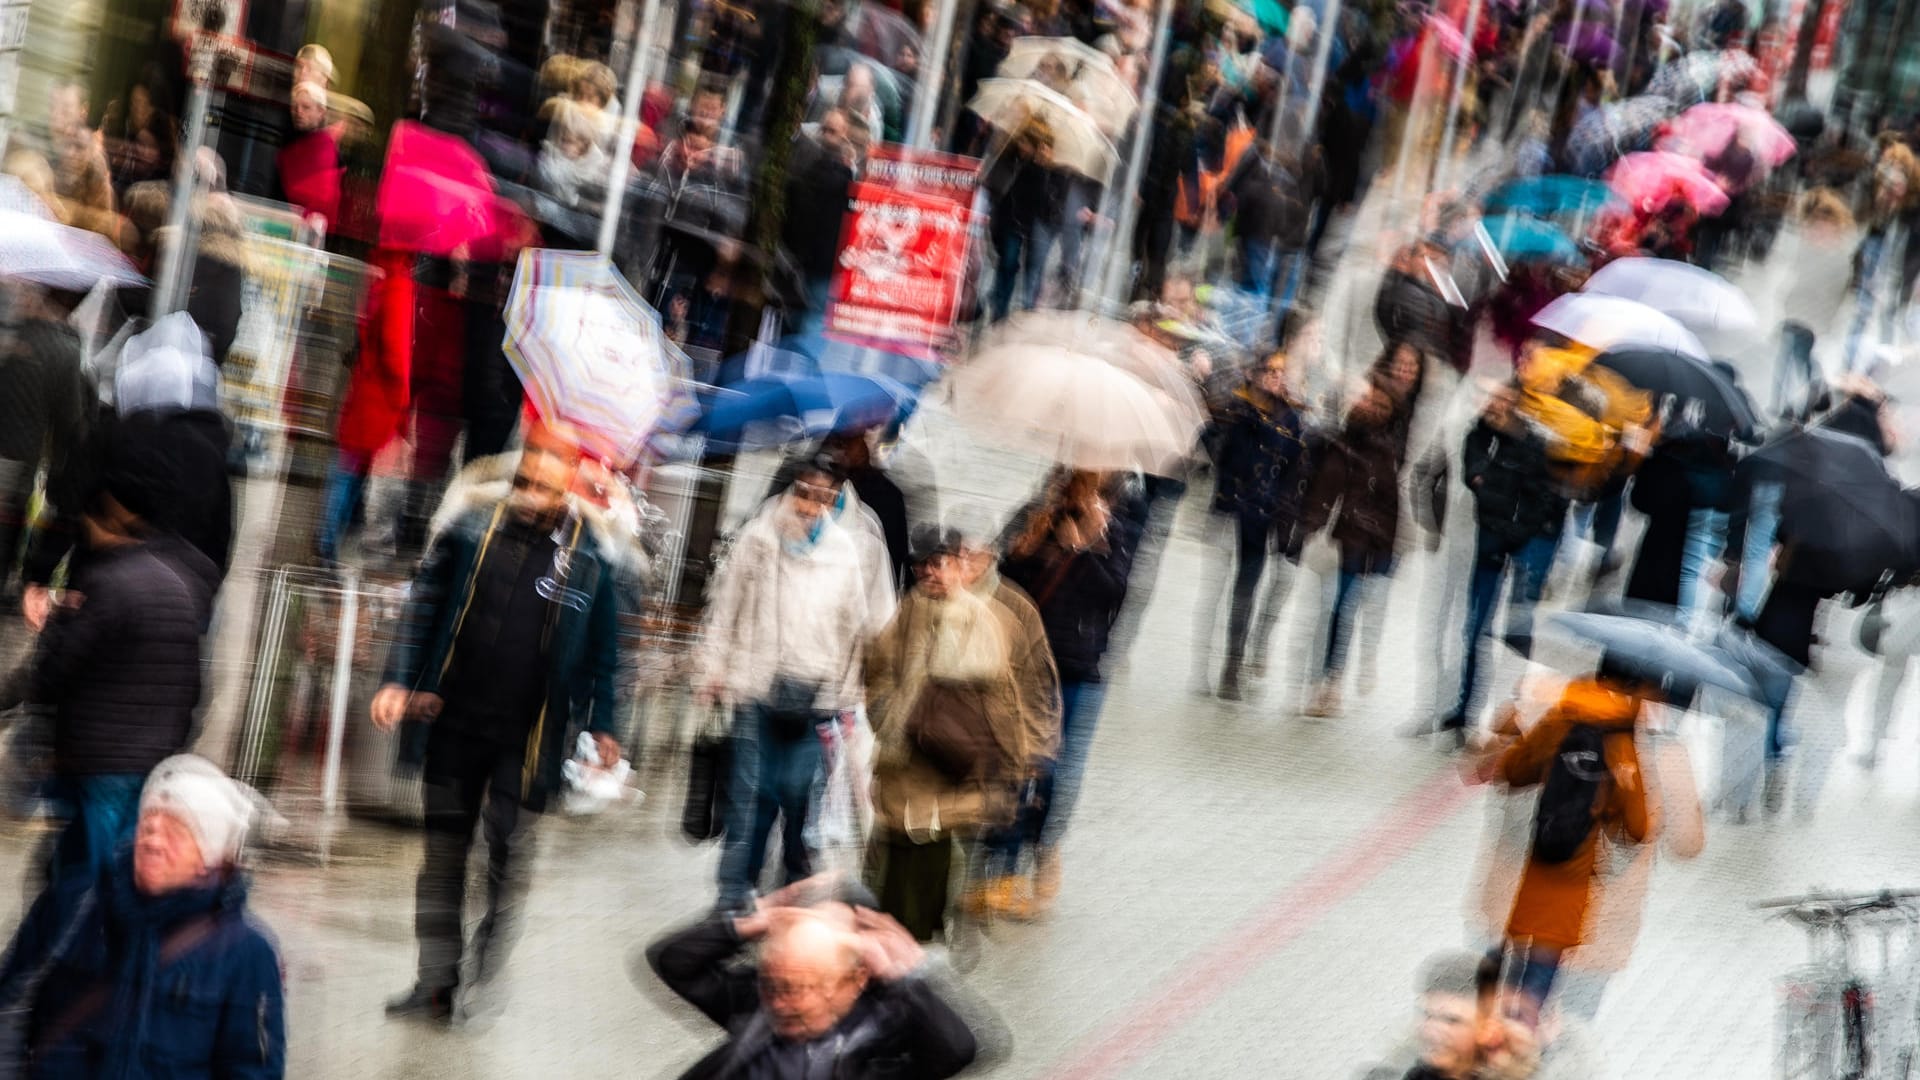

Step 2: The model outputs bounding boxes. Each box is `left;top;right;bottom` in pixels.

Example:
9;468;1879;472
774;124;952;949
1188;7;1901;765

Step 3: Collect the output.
1304;680;1341;718
1032;847;1062;908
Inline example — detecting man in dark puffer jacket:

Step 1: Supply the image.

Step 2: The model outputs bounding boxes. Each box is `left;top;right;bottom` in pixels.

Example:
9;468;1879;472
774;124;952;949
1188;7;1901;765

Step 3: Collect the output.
2;462;220;893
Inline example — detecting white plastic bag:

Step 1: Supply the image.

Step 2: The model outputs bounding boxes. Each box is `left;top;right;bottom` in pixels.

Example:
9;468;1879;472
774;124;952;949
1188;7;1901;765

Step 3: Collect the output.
809;711;874;878
561;732;638;816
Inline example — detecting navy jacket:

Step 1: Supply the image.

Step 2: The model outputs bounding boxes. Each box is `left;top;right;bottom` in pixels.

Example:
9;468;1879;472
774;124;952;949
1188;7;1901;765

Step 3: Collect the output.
384;502;625;812
0;857;284;1078
1210;388;1310;527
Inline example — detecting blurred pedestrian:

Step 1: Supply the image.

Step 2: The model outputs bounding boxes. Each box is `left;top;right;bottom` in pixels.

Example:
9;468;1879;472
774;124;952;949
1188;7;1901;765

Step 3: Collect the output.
1205;349;1311;700
1436;383;1566;742
1767;188;1855;420
0;285;89;604
696;455;896;913
864;525;1059;937
646;888;978;1078
44;79;117;240
984;119;1072;321
1845;142;1920;373
1300;343;1425;717
0;460;220;892
1217;127;1322;348
274;82;343;234
100;67;178;200
1469;668;1657;1013
996;472;1135;906
782;108;861;333
373;430;628;1023
0;755;284;1078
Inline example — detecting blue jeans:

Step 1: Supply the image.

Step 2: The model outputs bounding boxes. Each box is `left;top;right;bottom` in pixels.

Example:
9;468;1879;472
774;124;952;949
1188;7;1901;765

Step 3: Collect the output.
46;773;145;888
990;226;1054;322
1239;240;1307;349
1322;561;1391;675
716;704;826;908
984;679;1107;872
1737;481;1784;624
318;451;371;562
1775;321;1818;420
1451;530;1558;724
1678;508;1729;621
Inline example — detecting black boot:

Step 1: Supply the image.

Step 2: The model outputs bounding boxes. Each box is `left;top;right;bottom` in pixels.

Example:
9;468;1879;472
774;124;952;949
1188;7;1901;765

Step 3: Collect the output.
385;984;455;1025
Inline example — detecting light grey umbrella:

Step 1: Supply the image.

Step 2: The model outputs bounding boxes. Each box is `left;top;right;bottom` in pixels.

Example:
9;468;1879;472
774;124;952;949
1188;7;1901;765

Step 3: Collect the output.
1542;608;1787;703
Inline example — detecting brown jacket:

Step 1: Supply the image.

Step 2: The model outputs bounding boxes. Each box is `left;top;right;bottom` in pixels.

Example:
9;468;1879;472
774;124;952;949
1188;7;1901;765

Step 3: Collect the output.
1493;678;1651;952
864;574;1061;838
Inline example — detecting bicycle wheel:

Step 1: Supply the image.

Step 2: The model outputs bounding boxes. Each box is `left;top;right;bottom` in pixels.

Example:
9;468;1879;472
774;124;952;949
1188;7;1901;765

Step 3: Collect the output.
1777;973;1846;1080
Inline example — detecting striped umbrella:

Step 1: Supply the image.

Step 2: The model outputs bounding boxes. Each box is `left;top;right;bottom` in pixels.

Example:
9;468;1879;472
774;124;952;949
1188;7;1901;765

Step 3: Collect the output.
501;248;694;466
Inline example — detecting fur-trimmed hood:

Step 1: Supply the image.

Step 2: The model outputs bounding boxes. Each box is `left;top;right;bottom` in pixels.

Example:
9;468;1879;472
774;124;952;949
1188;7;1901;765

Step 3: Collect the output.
428;453;652;579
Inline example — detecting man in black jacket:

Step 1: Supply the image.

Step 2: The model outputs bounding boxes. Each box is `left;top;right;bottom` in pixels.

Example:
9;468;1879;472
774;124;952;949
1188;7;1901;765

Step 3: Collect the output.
1436;385;1566;742
2;463;219;892
648;894;977;1079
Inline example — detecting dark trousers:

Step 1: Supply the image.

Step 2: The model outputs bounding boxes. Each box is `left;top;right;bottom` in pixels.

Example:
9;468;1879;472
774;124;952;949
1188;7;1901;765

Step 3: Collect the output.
868;831;954;942
415;728;535;993
1450;529;1559;725
1224;514;1291;678
717;704;826;908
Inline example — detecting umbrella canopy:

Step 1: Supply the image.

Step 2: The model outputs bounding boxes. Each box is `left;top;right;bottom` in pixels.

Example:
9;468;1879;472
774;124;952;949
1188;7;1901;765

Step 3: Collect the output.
1750;427;1920;593
774;330;945;390
1565;95;1676;177
1479;214;1584;265
1605;151;1731;216
502;249;691;467
1555;22;1619;67
1647;48;1761;108
968;79;1120;183
1482;175;1622;219
1532;293;1709;360
694;369;917;448
1583;257;1760;337
946;315;1205;472
376;121;526;259
998;37;1139;138
114;312;221;414
1542;609;1775;702
0;177;147;292
1589;346;1758;439
1657;102;1797;169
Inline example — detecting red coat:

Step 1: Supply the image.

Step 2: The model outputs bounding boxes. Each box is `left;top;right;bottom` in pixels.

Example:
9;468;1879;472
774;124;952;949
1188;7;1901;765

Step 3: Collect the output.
276;126;342;230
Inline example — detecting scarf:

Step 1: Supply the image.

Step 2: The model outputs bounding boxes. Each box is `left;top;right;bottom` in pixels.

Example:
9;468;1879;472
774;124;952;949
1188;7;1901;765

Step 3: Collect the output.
96;854;237;1079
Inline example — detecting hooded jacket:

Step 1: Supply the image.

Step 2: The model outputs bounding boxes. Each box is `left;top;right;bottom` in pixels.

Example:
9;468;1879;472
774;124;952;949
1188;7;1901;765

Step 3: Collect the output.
0;854;283;1079
1462;416;1568;543
1210;384;1310;528
1494;678;1650;952
382;454;632;812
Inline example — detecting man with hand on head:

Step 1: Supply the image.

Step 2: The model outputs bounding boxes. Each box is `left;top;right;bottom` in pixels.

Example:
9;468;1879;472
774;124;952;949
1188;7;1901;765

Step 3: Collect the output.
646;877;979;1079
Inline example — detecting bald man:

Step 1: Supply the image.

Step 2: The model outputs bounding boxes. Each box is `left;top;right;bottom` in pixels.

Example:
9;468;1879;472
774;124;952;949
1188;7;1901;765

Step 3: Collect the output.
648;895;977;1078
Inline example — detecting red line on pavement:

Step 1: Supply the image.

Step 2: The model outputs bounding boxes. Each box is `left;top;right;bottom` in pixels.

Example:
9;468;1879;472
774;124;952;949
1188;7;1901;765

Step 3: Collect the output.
1046;767;1478;1080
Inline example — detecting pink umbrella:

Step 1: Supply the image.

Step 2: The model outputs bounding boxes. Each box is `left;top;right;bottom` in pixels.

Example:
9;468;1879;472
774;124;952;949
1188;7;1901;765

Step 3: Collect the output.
1656;102;1797;168
375;121;528;258
1606;152;1731;217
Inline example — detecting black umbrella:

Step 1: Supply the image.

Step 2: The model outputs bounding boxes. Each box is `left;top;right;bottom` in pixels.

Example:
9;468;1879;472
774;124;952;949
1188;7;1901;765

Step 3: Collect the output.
1590;347;1759;440
1748;427;1920;594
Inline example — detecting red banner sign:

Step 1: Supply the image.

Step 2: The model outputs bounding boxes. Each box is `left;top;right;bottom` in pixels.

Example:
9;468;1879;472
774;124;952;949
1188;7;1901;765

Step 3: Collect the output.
827;146;980;358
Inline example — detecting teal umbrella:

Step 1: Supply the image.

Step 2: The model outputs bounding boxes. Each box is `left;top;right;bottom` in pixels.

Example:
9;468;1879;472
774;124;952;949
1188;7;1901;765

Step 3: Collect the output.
1479;214;1584;265
1482;175;1621;219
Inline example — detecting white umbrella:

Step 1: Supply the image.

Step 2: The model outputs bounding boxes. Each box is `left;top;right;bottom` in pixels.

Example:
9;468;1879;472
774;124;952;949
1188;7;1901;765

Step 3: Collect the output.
0;176;147;292
968;79;1120;184
946;314;1205;472
1582;257;1760;338
1531;293;1710;361
997;36;1139;138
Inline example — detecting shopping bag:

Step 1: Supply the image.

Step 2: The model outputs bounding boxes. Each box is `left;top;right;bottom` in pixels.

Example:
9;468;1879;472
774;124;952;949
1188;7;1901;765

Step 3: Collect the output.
809;711;874;880
680;708;733;843
561;732;638;816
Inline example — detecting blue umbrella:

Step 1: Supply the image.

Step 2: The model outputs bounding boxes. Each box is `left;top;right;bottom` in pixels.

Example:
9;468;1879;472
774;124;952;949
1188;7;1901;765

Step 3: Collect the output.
1482;175;1622;218
779;330;945;390
1480;214;1584;264
693;368;918;449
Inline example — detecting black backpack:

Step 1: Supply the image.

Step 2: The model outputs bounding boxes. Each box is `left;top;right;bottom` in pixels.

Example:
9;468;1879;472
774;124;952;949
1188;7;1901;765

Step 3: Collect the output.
1531;724;1612;864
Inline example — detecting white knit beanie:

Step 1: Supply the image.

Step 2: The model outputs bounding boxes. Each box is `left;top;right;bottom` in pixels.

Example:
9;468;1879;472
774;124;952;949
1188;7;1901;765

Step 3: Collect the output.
140;755;262;869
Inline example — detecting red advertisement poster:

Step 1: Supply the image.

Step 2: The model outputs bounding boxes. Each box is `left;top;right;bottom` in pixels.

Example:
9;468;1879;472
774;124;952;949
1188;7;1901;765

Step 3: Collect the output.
827;146;980;358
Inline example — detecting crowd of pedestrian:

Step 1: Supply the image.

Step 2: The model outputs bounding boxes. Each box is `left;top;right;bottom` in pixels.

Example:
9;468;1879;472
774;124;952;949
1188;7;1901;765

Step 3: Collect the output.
6;0;1920;1073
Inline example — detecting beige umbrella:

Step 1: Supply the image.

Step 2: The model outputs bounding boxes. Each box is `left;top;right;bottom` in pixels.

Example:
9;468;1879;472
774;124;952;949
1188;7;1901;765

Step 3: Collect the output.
996;36;1139;138
948;312;1205;473
968;79;1120;184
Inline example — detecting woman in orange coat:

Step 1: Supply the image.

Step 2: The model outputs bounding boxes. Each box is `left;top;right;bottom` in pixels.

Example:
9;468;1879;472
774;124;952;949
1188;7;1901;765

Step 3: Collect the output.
1471;670;1655;1014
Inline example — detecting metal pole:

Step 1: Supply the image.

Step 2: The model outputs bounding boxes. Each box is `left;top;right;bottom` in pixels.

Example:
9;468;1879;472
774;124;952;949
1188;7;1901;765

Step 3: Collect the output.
907;0;962;149
322;571;358;824
153;36;214;320
1433;0;1483;193
1096;0;1177;306
598;0;673;255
